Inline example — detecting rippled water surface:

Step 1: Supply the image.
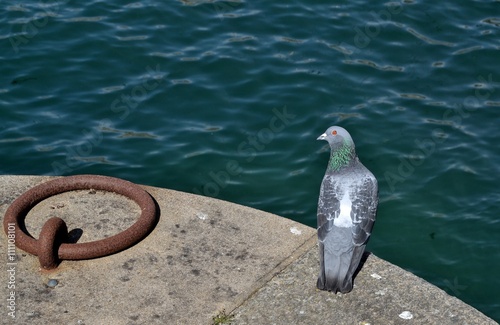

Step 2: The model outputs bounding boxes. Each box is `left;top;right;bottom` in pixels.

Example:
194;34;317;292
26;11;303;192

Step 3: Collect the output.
2;0;500;320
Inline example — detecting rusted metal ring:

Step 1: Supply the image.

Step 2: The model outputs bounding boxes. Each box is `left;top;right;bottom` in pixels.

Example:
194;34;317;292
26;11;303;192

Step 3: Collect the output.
38;217;68;269
3;175;157;267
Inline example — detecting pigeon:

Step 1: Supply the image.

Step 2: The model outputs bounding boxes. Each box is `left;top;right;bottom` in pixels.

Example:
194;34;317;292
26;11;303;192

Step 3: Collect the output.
316;126;378;293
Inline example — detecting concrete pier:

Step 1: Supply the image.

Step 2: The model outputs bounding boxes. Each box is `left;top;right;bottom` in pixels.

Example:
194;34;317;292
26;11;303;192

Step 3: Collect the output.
0;176;496;324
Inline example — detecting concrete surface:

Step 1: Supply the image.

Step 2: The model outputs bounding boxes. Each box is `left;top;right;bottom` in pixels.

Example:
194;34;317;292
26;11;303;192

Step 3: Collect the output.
0;175;496;325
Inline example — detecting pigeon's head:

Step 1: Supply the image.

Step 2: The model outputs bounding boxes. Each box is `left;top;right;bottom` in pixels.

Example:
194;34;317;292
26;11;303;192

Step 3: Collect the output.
317;126;354;149
318;126;357;171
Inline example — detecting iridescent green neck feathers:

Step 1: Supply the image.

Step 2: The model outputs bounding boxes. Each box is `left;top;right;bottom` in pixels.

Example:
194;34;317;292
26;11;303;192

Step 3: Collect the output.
328;139;356;171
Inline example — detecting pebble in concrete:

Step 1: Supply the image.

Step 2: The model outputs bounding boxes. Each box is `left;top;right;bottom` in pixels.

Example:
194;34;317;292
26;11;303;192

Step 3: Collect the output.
46;279;58;288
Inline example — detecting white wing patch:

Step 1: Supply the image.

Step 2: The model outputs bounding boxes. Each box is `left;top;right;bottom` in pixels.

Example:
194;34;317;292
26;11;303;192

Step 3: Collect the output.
333;193;353;228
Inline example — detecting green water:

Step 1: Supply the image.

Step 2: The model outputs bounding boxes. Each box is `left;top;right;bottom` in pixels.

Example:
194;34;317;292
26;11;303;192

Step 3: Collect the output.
1;0;499;320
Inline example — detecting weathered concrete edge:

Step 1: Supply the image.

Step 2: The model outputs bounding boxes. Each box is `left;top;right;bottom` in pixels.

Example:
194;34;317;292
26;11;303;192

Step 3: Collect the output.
228;231;318;311
0;175;495;324
143;181;320;316
231;245;498;325
0;175;319;323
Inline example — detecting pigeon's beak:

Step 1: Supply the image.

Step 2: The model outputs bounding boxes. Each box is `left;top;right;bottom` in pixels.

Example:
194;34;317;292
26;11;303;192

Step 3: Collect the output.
317;133;327;141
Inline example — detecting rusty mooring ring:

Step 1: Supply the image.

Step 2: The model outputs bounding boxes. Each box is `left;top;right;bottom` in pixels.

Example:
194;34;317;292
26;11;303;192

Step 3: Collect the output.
3;175;157;269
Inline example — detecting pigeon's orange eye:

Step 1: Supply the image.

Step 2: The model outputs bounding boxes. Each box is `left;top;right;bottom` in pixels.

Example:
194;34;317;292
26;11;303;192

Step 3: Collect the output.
331;130;337;135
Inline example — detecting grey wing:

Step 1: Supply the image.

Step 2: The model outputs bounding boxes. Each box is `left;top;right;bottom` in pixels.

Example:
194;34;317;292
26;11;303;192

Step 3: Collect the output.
317;176;340;241
350;174;378;246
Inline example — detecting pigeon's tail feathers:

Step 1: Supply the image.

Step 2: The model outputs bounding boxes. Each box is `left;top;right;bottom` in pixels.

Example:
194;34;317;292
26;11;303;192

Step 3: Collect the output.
316;248;351;293
317;245;366;293
327;250;352;293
